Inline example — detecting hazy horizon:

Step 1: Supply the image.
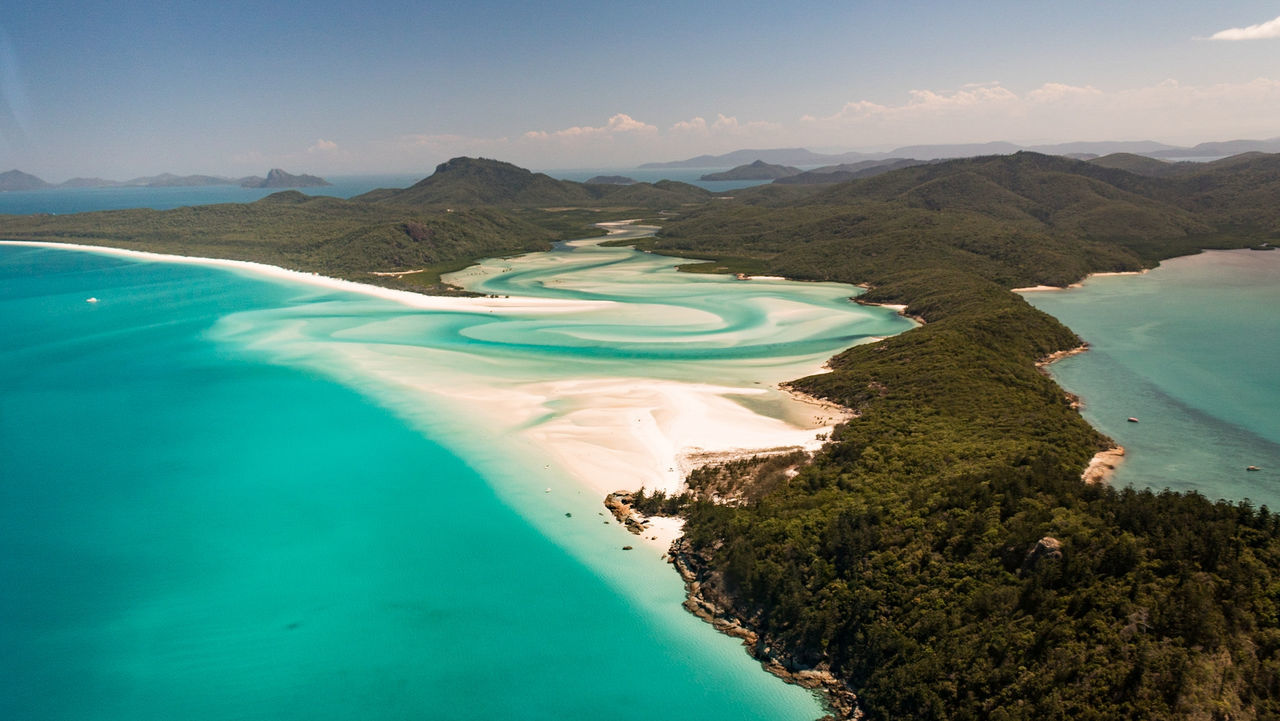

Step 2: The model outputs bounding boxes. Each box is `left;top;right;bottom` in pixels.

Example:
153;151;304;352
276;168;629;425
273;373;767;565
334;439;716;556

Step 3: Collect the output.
5;2;1280;179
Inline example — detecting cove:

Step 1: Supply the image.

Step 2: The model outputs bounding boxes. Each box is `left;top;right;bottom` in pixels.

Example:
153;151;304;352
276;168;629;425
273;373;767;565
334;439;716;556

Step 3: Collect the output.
1022;249;1280;507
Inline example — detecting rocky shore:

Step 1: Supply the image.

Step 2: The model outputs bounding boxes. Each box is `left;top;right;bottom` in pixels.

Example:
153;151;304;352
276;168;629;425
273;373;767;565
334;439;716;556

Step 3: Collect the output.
668;537;863;721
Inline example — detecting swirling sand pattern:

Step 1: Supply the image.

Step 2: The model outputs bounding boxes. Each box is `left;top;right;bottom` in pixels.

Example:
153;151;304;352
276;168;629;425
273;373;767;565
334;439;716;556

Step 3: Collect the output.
211;224;917;543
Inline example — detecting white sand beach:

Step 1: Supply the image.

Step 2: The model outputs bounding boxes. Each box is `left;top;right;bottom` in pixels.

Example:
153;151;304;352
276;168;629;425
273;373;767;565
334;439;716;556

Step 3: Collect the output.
1012;269;1148;293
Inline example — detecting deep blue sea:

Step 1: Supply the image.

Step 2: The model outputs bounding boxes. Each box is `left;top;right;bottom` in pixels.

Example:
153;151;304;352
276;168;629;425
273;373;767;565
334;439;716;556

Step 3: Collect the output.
0;189;913;719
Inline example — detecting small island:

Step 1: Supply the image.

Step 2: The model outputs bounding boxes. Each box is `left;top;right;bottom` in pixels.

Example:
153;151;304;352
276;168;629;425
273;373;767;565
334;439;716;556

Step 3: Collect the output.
240;168;332;188
700;160;802;181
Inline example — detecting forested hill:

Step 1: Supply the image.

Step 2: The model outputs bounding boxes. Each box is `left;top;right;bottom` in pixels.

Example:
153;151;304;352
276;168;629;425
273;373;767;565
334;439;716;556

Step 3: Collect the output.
635;151;1280;720
355;156;711;207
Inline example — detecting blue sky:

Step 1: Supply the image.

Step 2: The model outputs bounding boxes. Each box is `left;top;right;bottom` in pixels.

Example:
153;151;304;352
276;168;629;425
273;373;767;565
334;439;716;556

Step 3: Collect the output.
3;1;1280;178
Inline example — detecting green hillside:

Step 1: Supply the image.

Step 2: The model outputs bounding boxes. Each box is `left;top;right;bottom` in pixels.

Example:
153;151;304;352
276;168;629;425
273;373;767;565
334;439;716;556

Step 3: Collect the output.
0;192;563;292
358;156;712;208
634;151;1280;720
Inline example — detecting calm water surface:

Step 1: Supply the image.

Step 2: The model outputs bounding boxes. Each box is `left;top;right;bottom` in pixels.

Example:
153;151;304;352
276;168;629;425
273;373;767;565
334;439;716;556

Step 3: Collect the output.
1023;250;1280;506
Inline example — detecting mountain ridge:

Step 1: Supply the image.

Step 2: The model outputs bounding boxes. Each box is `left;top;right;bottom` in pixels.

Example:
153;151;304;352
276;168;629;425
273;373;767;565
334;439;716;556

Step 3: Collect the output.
641;137;1280;169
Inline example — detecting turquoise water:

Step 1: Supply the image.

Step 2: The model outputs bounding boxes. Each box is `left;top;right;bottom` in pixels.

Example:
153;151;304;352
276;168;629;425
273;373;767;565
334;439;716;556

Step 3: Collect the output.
1023;250;1280;506
0;233;911;719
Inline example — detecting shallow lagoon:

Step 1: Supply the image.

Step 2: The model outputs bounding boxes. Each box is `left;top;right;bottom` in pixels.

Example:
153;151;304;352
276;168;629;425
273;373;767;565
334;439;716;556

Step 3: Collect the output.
0;230;912;720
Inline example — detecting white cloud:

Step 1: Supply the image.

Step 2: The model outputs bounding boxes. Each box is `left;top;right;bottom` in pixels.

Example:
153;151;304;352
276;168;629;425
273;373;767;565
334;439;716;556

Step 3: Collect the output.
378;78;1280;169
797;78;1280;149
524;113;657;140
1209;14;1280;40
1026;83;1103;103
307;138;339;153
670;116;708;133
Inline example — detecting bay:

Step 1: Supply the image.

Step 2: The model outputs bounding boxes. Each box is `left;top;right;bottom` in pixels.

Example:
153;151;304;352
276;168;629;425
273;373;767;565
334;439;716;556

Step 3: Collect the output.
1022;250;1280;507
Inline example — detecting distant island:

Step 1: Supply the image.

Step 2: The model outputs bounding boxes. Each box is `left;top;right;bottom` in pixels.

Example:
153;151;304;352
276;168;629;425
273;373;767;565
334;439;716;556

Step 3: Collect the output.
240;168;331;188
0;170;52;192
0;168;331;191
585;175;637;185
699;160;802;181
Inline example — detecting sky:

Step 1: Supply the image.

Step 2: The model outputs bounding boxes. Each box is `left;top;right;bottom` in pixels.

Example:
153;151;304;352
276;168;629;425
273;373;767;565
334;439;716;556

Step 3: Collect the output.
3;1;1280;179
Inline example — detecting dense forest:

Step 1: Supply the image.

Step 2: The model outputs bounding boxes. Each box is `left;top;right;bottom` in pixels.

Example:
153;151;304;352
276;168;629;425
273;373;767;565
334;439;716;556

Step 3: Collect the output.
644;151;1280;720
5;152;1280;719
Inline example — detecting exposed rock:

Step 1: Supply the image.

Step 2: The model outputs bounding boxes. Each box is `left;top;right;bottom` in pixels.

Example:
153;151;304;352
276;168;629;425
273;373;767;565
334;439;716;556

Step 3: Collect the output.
1082;446;1125;484
670;538;862;719
1022;536;1064;574
604;491;650;536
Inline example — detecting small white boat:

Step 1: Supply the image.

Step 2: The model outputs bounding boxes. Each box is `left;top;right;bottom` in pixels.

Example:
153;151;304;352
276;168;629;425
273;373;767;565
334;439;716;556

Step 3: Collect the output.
85;297;99;303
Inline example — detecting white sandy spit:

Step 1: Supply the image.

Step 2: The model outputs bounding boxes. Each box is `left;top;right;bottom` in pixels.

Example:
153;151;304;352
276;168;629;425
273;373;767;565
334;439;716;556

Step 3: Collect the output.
0;240;613;315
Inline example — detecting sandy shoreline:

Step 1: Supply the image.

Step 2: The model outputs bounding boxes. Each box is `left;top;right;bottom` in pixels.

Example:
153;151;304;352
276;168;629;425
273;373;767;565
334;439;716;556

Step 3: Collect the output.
852;284;927;324
1019;278;1136;486
0;240;616;315
4;237;855;551
1012;269;1148;293
1082;446;1126;484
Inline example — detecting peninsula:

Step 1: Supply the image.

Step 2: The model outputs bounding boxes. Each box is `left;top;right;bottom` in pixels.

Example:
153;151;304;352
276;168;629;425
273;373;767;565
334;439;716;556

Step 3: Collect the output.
6;152;1280;719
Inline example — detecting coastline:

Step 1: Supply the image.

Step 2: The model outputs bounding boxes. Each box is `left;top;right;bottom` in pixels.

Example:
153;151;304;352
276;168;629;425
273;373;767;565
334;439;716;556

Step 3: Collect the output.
0;240;612;315
852;283;928;324
671;538;863;719
1082;446;1126;484
1011;269;1148;293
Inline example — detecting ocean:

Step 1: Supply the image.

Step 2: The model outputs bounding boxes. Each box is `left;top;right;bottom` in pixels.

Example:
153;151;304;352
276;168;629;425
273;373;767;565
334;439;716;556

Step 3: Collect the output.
1022;250;1280;507
0;188;913;719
